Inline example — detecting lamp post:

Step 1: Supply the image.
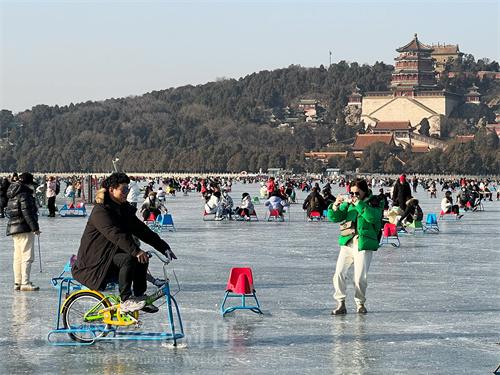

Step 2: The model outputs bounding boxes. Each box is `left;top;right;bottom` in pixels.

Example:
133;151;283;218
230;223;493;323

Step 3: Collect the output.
112;157;120;172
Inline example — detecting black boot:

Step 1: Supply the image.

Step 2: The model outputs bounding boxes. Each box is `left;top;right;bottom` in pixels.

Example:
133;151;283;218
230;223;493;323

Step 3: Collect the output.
331;301;346;315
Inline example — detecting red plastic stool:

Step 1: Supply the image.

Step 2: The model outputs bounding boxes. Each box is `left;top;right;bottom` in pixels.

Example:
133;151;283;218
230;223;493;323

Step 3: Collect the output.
221;267;263;316
308;211;322;221
266;209;283;221
380;223;400;247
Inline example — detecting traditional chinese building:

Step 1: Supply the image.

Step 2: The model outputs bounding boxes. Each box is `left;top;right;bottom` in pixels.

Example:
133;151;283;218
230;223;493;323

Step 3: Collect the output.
431;43;463;73
465;84;481;104
360;34;462;137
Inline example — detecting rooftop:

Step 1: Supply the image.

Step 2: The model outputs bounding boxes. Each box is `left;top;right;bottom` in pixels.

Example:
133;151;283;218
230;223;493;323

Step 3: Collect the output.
373;121;411;130
454;135;475;143
410;145;430;153
396;34;434;53
352;134;394;150
430;44;461;55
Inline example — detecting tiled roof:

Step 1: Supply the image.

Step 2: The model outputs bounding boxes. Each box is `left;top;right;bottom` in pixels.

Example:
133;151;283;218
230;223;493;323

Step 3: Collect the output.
431;45;460;55
374;121;411;130
411;146;430;153
352;134;394;150
397;34;433;53
455;135;475;143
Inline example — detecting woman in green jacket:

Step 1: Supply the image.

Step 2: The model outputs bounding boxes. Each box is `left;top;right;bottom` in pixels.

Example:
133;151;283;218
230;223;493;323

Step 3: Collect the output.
327;179;383;315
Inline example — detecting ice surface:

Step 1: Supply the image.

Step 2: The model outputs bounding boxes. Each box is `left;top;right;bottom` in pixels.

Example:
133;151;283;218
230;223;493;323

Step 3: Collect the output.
0;182;498;374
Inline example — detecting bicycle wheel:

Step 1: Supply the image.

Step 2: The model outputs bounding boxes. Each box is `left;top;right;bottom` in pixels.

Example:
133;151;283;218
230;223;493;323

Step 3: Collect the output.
62;291;112;343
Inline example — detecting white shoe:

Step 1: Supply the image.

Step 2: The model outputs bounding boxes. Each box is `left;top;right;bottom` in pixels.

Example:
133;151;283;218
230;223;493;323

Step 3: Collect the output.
20;282;39;291
214;216;224;221
120;297;146;313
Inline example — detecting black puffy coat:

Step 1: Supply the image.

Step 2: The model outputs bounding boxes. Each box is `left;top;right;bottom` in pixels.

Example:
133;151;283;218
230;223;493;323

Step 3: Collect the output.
6;182;39;235
0;177;10;208
72;195;171;290
392;181;412;210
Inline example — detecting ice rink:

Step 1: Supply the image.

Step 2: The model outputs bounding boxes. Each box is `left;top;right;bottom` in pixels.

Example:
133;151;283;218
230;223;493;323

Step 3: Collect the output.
0;182;498;374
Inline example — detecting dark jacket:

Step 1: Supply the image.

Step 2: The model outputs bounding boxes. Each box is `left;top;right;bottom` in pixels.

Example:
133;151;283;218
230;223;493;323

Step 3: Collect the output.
392;181;412;210
302;191;326;216
6;182;39;236
0;177;10;206
72;196;171;290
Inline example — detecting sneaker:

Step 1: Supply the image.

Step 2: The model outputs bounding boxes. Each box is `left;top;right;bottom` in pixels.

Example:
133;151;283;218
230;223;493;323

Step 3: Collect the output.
244;216;250;221
141;304;159;314
214;216;224;221
357;304;368;314
152;278;166;287
14;283;20;291
331;301;346;315
457;214;464;220
120;297;146;313
20;282;39;291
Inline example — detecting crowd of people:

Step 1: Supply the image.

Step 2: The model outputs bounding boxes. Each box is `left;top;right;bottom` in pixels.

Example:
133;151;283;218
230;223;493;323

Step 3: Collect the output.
1;171;498;318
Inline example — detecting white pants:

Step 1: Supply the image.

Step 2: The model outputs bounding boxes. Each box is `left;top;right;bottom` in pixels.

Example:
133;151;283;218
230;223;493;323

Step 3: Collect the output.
12;232;35;285
333;237;373;306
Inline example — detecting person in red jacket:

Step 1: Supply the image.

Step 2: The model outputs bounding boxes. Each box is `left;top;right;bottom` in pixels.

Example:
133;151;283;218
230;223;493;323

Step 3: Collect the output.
266;177;276;198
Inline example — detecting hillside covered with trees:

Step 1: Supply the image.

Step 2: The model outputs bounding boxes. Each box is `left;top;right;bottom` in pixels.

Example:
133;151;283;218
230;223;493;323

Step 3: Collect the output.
0;55;498;174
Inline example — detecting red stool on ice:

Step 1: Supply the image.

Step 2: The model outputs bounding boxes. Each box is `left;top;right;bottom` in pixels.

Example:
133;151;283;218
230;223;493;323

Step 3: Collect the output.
220;267;263;316
266;208;283;221
380;223;400;247
307;210;322;221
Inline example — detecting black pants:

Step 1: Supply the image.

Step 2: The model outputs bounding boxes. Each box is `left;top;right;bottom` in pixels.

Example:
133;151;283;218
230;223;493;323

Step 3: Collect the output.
236;207;250;217
397;206;414;226
103;251;148;301
0;197;6;217
47;196;56;216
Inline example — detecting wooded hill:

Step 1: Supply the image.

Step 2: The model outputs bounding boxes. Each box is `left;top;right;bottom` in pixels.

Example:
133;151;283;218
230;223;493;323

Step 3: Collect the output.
0;55;498;174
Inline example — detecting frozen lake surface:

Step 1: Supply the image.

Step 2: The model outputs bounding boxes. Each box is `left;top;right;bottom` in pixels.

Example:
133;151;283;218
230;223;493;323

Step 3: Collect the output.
0;182;498;374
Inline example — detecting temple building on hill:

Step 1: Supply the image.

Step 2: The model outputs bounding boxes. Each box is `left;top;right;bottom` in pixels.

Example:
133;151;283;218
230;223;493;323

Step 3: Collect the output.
356;34;462;137
431;43;463;73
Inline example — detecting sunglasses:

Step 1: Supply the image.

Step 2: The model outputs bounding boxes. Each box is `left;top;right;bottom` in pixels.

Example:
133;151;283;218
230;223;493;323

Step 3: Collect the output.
349;191;361;196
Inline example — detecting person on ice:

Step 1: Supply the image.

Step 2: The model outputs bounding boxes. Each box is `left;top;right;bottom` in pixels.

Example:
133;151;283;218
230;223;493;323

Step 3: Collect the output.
140;191;166;221
235;192;255;220
205;190;224;220
302;186;326;219
264;190;288;219
327;178;384;315
72;173;176;313
6;173;41;291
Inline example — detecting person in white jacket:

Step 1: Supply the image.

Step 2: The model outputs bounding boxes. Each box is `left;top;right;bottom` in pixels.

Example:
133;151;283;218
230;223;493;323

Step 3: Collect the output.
127;177;141;208
205;191;223;220
235;193;255;220
441;191;462;218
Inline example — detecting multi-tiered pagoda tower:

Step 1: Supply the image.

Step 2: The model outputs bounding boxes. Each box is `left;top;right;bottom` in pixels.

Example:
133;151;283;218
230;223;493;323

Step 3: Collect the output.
391;34;437;94
358;34;462;137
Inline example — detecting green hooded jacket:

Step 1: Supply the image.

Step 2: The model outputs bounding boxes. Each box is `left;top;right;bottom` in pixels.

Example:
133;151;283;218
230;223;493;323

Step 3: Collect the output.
327;194;384;251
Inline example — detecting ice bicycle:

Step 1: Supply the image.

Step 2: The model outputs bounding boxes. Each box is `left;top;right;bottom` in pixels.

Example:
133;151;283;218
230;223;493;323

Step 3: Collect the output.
47;250;184;346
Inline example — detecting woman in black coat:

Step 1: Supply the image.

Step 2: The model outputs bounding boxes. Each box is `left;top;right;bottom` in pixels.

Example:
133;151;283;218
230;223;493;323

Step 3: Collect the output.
391;175;412;210
72;173;176;313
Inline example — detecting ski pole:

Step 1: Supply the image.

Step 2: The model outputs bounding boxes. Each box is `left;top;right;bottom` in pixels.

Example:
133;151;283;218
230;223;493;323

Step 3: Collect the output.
37;234;42;273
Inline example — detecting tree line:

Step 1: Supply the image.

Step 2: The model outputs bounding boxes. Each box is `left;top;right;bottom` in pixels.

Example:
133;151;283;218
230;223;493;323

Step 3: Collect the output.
0;55;498;173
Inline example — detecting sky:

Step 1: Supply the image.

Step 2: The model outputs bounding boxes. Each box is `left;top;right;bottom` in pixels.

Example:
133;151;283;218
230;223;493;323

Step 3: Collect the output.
0;0;499;113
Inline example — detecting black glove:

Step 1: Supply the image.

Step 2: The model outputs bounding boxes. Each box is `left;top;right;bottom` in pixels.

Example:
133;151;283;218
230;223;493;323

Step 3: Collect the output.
163;243;177;260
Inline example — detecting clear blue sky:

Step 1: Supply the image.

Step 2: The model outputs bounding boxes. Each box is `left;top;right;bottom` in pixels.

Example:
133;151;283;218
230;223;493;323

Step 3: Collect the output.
1;0;498;113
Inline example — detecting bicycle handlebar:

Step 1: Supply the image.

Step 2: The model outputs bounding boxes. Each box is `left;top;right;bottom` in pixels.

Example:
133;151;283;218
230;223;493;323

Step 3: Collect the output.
146;249;172;264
